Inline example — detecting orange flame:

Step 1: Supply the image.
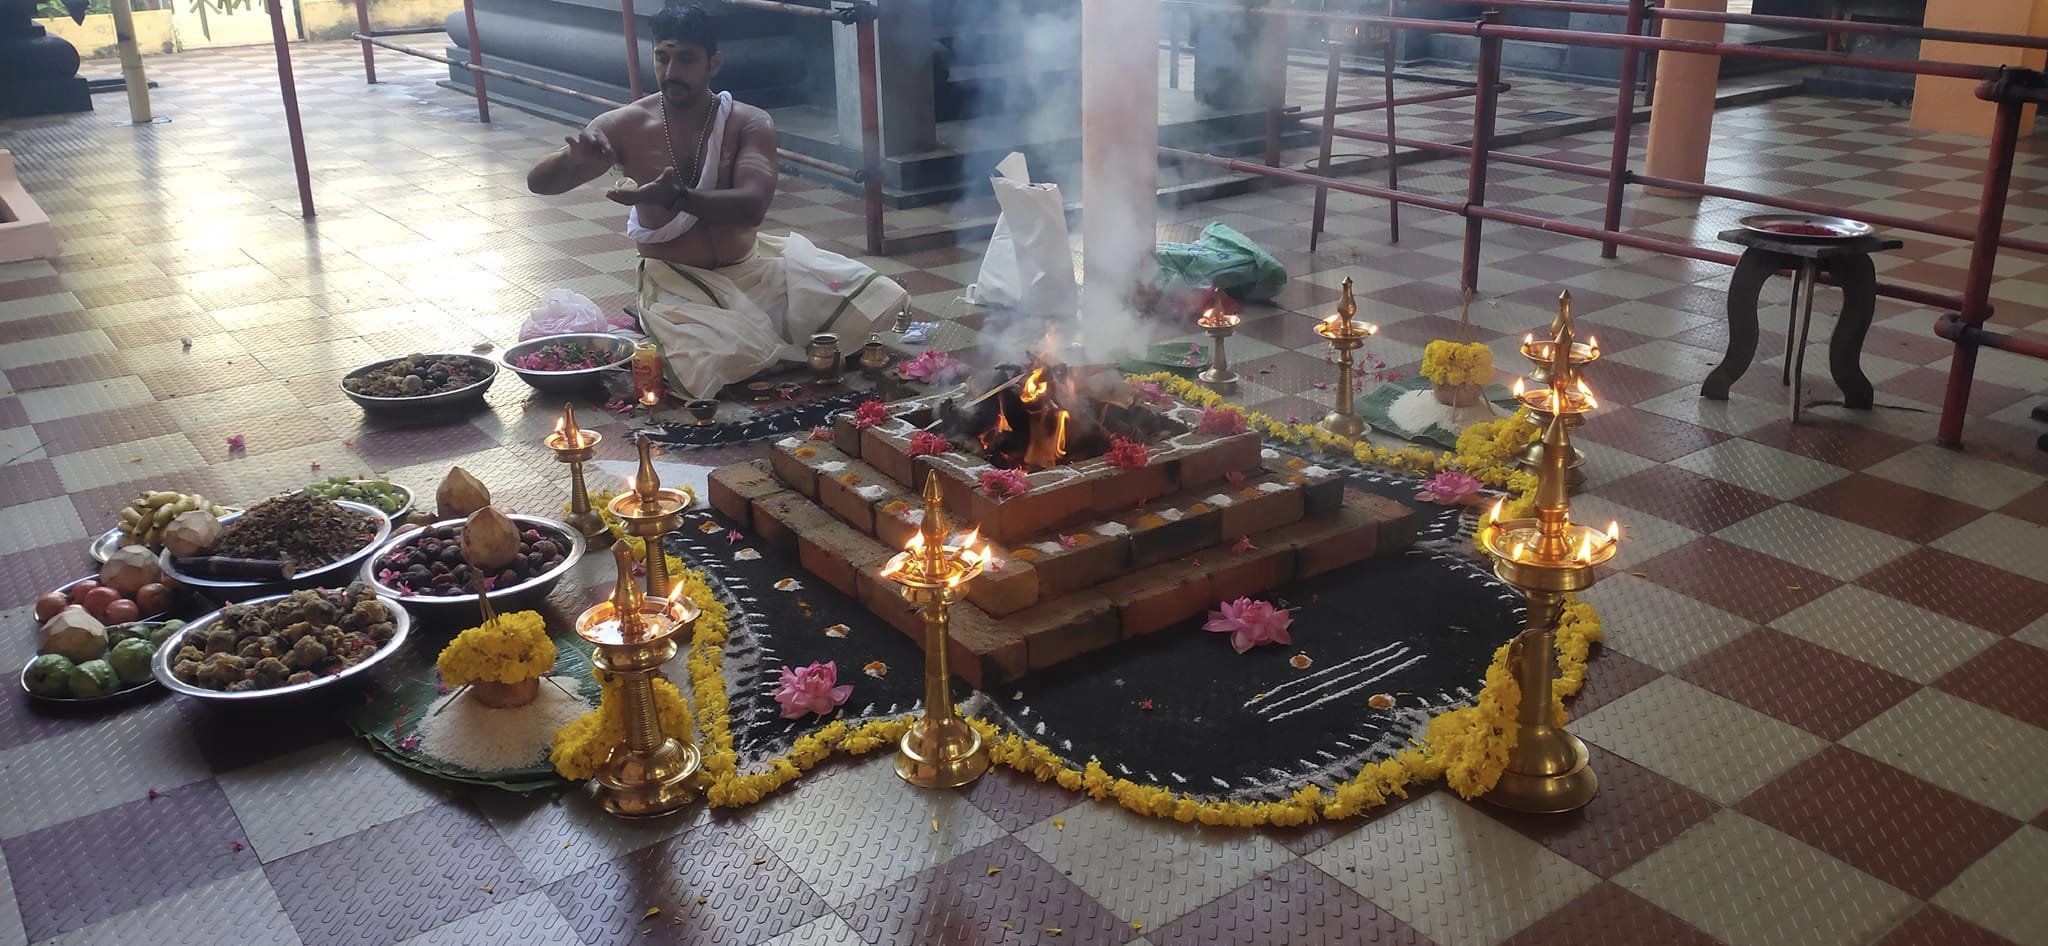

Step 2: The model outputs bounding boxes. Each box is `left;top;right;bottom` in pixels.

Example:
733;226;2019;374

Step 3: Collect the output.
640;389;659;407
1575;530;1596;562
1485;498;1504;527
1588;335;1601;353
1606;520;1621;543
905;532;925;553
1576;377;1597;410
1020;368;1048;404
1054;410;1069;459
1511;377;1526;398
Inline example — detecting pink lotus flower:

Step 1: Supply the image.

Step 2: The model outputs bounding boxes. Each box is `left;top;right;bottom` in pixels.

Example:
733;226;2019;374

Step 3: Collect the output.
1417;470;1483;506
979;467;1030;499
773;661;853;719
851;399;889;429
897;350;966;385
1203;597;1293;653
1196;406;1247;436
907;431;953;457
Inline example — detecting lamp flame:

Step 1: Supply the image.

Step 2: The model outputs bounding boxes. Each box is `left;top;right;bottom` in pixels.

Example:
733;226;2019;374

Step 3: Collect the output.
640;389;659;407
1575;530;1596;562
1485;498;1504;527
1054;410;1069;459
1606;520;1620;543
1512;377;1526;398
1020;368;1049;404
1575;377;1597;410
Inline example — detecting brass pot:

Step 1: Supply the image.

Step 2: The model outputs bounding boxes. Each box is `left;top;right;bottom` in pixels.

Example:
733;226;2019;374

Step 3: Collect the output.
470;677;541;709
808;333;842;379
1434;382;1483;408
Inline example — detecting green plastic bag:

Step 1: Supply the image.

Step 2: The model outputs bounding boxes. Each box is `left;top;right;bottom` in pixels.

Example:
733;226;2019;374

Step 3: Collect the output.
1154;222;1288;302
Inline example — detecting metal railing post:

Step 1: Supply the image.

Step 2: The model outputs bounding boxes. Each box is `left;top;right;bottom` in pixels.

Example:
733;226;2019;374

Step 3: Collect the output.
267;0;315;218
854;10;885;256
1460;11;1503;295
1600;0;1646;258
621;0;644;100
1310;30;1342;252
461;0;490;122
1381;28;1401;243
1937;87;2025;447
355;0;376;82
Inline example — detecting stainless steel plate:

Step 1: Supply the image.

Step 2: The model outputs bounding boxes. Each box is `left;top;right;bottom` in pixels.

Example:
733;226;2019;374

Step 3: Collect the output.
358;514;586;619
1738;213;1874;241
500;333;635;394
150;590;411;702
18;620;176;704
157;500;391;600
340;354;498;416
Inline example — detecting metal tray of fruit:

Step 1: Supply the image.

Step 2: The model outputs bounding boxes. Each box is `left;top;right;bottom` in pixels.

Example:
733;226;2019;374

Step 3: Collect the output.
340;354;498;417
500;333;635;394
1737;213;1873;241
359;514;585;620
41;574;174;626
150;593;411;703
295;478;414;524
91;505;241;564
158;500;392;601
20;620;182;704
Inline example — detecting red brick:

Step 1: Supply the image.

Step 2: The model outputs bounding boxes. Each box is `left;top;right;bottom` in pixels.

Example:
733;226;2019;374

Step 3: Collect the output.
1214;477;1308;541
753;491;825;552
872;496;924;550
857;566;924;637
967;552;1041;617
1262;496;1391;578
1121;497;1223;569
946;603;1030;687
1009;530;1130;595
1272;456;1347;517
770;438;851;499
1016;591;1121;671
1208;542;1297;602
962;469;1098;542
1086;462;1174;515
1351;491;1417;552
815;458;902;536
1100;558;1214;638
707;459;780;526
861;422;919;489
795;513;892;598
1173;431;1262;491
831;411;864;460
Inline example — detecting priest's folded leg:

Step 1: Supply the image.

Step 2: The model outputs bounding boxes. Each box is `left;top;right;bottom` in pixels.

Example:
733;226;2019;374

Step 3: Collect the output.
636;232;909;398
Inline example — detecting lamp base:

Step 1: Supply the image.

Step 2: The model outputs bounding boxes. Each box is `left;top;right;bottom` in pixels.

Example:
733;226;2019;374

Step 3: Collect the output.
595;737;700;818
565;506;608;538
896;716;990;789
1197;366;1240;389
1479;728;1597;813
1321;411;1366;439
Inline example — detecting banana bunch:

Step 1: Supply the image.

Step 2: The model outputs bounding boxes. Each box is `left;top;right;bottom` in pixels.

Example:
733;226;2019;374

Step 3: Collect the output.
116;491;230;551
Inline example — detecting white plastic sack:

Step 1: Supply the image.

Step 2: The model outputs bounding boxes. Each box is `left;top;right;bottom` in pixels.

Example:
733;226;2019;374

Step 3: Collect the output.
968;153;1078;313
519;288;608;340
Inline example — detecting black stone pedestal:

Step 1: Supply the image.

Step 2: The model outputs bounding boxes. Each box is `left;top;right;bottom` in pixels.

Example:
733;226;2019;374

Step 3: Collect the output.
0;0;92;119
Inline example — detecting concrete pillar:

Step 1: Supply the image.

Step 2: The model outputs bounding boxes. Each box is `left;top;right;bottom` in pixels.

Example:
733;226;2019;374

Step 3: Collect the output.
1081;0;1159;323
1641;0;1725;197
1910;0;2047;138
834;0;937;157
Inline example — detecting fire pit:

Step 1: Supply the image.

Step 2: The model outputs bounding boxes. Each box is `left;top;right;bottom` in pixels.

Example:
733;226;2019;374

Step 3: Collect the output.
934;363;1187;471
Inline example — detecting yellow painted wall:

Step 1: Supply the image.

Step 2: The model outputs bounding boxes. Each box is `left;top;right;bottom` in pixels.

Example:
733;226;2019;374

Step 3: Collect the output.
1909;0;2047;137
299;0;459;42
36;10;177;59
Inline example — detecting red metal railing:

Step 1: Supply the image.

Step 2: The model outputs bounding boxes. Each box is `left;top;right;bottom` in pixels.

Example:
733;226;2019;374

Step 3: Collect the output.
341;0;889;254
1160;0;2045;447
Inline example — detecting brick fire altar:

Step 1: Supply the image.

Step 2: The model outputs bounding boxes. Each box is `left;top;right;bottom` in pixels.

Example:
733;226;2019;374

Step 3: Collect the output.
708;379;1416;687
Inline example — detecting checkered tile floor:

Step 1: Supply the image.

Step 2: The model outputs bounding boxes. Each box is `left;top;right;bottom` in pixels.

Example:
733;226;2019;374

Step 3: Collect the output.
3;38;2047;946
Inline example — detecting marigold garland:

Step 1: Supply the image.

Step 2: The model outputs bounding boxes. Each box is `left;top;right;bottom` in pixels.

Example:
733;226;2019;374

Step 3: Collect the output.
437;610;555;686
1420;340;1494;387
666;375;1605;823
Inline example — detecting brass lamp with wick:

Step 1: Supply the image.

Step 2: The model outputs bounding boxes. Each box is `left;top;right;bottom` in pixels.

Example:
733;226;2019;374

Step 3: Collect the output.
574;542;702;818
1513;292;1599;488
880;463;992;789
1314;277;1379;439
1196;293;1242;390
544;402;607;538
1474;336;1622;813
607;435;692;599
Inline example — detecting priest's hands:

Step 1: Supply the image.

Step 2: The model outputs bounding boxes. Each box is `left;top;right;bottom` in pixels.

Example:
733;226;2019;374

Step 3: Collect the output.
564;129;614;165
605;166;686;209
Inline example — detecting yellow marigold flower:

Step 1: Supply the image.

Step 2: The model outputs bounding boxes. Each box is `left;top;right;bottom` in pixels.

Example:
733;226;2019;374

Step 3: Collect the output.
1420;340;1494;387
437;611;555;686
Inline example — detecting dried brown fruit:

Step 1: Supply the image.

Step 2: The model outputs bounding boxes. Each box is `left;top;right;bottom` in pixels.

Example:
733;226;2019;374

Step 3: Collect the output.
100;545;164;596
436;466;491;518
162;509;222;557
461;506;521;570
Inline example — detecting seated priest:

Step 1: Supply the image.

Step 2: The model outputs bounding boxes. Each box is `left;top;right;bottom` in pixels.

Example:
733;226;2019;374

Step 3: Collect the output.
525;2;905;398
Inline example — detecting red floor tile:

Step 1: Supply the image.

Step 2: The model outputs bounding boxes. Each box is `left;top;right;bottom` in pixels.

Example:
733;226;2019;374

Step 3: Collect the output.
32;403;184;458
1873;907;2022;946
1573;406;1728;463
1501;882;1720;946
1937;639;2048;731
1567;649;1661;718
1237;350;1346;396
0;459;66;508
1679;628;1918;739
1632;538;1839;624
2003;484;2048;529
1739;746;2020;899
1484;745;1719;878
1148;859;1432;946
1858;547;2048;636
3;352;130;392
1743;417;1918;471
1795;473;1990;544
1591;465;1781;534
840;835;1131;946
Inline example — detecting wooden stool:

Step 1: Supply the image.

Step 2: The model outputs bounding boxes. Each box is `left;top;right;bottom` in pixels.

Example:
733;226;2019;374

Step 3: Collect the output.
1700;228;1901;422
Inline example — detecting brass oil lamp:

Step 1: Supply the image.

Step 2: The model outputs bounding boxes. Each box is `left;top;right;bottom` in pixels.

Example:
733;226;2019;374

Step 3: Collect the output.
607;435;692;598
1474;368;1622;813
1314;277;1379;439
574;542;702;818
1196;292;1242;390
879;465;992;789
544;402;607;539
1513;292;1598;488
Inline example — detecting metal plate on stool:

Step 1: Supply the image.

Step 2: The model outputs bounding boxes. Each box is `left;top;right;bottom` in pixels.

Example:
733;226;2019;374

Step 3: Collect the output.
1739;213;1873;241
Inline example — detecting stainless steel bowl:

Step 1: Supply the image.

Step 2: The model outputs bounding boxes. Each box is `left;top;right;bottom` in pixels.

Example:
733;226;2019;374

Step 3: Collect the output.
1738;213;1874;241
150;590;411;703
90;505;243;565
158;500;392;602
359;514;586;620
340;354;498;417
500;333;635;394
19;619;176;704
296;480;414;525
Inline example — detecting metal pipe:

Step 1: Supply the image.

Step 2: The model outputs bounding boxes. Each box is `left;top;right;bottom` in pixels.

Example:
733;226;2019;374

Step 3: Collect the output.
1289;82;1489;120
1936;316;2048;360
268;0;315;218
1462;12;1503;294
779;148;861;179
1159;146;1467;215
718;0;846;18
1627;170;2048;258
855;13;885;256
1310;35;1342;253
354;35;627;109
460;0;490;121
620;0;644;100
1601;0;1646;258
355;0;377;81
1382;33;1401;243
1656;6;2048;52
364;26;445;36
1322;125;1612;177
1938;91;2026;446
1391;0;1622;15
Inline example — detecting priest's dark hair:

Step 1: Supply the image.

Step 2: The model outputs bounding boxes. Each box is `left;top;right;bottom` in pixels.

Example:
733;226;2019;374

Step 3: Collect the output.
651;3;717;54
